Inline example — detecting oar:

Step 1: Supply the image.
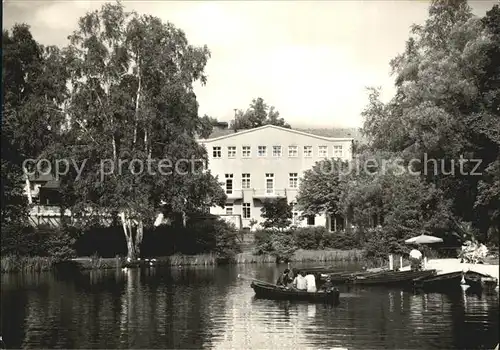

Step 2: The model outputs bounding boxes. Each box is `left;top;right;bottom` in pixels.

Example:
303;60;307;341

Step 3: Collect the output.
237;274;276;286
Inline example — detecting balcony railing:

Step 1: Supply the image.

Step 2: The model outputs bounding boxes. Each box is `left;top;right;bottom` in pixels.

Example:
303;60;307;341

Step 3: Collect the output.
218;214;242;229
29;205;70;216
225;189;244;200
252;188;287;199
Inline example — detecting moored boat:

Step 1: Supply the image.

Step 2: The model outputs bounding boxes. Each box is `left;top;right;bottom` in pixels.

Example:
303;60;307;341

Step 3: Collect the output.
348;269;437;286
315;270;388;285
413;270;498;292
251;282;340;304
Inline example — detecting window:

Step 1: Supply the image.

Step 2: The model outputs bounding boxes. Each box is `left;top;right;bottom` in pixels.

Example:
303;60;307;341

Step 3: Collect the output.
307;215;315;226
289;173;298;188
318;146;328;158
291;202;299;224
304;146;312;157
225;203;234;215
334;145;343;158
242;173;251;189
288;145;298;157
225;174;233;194
258;146;267;157
272;146;282;157
213;146;221;158
335;214;345;232
265;173;274;194
228;146;236;158
242;146;251;158
242;203;251;219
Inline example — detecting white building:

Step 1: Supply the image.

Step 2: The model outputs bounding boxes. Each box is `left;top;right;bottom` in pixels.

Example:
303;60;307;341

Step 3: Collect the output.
197;124;354;231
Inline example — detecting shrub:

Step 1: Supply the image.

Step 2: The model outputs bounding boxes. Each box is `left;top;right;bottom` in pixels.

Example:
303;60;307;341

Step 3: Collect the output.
293;226;327;249
291;226;362;250
363;227;406;259
43;226;79;261
254;229;274;254
1;223;43;256
323;230;362;250
254;229;297;262
260;198;293;230
1;223;78;260
141;216;242;259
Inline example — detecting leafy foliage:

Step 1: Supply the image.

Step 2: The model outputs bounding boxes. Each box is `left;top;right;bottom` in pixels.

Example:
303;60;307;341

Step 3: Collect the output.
254;229;297;262
48;2;227;259
1;225;78;261
296;159;349;217
2;24;70;252
260;198;293;231
230;97;290;130
362;1;500;243
292;226;361;250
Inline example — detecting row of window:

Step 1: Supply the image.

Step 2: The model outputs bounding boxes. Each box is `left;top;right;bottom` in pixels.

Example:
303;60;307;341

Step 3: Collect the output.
224;172;299;193
212;145;343;159
224;202;315;225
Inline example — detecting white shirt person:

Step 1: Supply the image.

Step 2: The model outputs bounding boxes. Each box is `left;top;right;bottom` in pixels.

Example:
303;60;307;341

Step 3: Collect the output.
410;249;422;260
293;272;307;290
304;274;317;293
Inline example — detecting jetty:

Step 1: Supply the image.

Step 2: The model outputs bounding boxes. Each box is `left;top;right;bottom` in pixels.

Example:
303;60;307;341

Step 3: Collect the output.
400;258;499;289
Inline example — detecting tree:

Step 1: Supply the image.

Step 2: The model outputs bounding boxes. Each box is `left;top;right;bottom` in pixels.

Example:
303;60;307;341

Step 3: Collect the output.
230;97;291;130
296;159;349;218
361;0;500;243
198;114;220;138
339;151;456;245
2;24;68;249
55;1;226;259
260;198;293;231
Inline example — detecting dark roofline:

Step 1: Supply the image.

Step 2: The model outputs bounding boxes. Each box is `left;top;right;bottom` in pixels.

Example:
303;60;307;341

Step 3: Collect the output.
213;121;228;128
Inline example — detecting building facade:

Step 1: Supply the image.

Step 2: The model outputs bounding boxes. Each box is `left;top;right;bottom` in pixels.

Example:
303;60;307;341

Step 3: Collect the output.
198;125;354;231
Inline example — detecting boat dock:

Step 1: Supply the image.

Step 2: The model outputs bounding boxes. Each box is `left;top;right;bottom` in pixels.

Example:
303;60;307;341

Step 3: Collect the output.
400;258;499;282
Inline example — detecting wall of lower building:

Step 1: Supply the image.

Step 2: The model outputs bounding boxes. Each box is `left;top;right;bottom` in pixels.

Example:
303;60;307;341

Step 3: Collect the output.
199;126;353;231
210;200;328;230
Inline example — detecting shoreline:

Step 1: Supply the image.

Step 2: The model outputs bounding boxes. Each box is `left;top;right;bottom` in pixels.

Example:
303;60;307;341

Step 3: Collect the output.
400;258;500;281
1;249;365;273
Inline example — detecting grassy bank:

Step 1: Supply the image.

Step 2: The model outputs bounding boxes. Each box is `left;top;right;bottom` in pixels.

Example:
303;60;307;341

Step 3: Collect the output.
1;256;58;273
235;249;364;264
2;249;366;273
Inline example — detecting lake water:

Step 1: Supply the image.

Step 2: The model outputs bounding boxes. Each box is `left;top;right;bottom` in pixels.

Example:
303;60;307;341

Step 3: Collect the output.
1;263;499;349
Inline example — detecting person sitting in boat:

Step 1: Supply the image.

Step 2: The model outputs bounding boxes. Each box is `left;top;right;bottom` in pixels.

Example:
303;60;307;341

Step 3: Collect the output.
304;272;317;293
276;268;292;286
321;276;334;291
409;247;423;271
292;270;307;291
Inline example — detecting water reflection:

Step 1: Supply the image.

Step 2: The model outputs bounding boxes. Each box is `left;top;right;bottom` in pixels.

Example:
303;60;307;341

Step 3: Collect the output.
1;264;499;349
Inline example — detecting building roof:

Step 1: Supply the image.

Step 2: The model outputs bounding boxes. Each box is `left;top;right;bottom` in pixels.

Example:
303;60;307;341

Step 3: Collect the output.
28;173;55;182
199;124;364;142
42;180;61;189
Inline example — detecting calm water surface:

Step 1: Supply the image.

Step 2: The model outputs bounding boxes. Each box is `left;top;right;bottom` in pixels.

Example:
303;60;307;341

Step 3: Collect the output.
1;263;499;349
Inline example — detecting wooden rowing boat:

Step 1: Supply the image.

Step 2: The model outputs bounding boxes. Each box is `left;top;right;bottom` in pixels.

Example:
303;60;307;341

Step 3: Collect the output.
348;270;437;286
251;281;340;304
313;270;389;285
413;270;498;292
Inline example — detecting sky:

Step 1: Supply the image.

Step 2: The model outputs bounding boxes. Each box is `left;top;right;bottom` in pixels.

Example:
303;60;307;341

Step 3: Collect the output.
3;0;497;128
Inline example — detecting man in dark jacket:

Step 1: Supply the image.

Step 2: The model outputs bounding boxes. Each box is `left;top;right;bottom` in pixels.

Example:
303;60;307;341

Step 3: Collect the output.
276;268;291;286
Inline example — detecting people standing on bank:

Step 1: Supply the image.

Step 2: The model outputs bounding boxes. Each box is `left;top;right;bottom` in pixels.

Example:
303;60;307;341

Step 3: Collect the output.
409;247;423;271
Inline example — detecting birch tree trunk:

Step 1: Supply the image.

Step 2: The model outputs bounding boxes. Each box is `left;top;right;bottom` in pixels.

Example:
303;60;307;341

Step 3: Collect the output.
120;211;136;260
25;174;33;205
135;219;144;258
133;53;141;146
